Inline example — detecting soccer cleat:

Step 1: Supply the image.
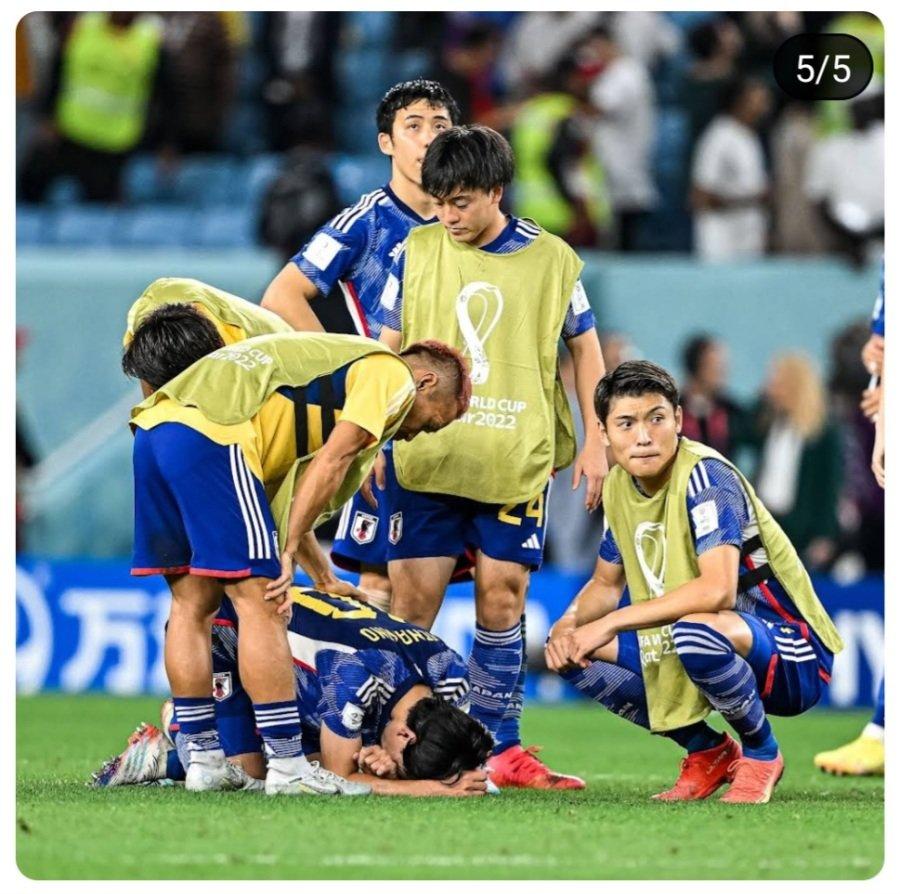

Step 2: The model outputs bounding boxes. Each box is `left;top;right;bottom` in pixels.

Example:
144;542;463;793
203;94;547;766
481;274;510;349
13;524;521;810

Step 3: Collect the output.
91;723;170;788
486;745;585;790
265;761;372;797
719;752;785;804
185;749;247;793
813;735;885;777
652;733;741;802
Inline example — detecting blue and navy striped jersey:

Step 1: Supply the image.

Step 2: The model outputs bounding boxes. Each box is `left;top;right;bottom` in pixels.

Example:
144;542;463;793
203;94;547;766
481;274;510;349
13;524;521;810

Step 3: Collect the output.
215;590;469;745
375;215;596;338
598;455;832;666
871;259;884;337
292;184;434;339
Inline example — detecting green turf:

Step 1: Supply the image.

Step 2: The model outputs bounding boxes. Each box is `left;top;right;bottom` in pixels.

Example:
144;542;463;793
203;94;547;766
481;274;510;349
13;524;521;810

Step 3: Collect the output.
17;695;883;880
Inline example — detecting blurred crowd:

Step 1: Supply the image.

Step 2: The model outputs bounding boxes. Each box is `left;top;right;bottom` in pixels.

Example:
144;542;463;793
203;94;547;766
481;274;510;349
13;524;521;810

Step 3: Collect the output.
547;321;884;579
16;10;884;261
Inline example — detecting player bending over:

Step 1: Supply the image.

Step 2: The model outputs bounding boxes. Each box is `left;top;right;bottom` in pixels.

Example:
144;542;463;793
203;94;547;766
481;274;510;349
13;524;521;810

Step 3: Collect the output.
546;361;843;804
93;588;493;796
123;310;469;796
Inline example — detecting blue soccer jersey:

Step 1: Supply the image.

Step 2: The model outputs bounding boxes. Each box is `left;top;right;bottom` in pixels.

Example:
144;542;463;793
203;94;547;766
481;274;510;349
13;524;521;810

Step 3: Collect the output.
375;216;597;338
292;185;435;339
214;590;470;749
598;454;832;669
871;259;885;337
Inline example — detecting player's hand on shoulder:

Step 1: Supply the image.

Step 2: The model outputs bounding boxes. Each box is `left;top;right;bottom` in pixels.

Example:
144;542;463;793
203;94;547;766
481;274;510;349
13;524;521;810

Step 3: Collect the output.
318;577;369;601
438;769;488;797
355;745;398;778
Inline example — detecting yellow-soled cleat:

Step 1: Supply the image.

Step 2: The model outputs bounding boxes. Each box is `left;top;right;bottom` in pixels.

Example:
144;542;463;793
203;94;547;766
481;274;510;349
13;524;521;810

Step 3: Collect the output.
814;735;885;777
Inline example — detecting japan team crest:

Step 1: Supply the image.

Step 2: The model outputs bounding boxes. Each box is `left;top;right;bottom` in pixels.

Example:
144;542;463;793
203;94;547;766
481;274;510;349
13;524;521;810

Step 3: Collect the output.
212;671;233;701
389;512;403;545
351;511;378;545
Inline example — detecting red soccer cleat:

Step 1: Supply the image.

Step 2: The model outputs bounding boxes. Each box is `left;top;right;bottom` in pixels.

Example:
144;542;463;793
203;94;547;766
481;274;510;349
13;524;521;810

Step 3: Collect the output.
720;752;784;804
652;733;742;801
486;744;586;790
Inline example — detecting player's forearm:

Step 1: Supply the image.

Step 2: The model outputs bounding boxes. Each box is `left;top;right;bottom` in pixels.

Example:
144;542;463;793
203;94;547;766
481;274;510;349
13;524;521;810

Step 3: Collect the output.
567;330;605;441
285;453;357;550
344;773;447;796
605;577;734;633
573;577;624;627
292;531;337;587
261;264;326;332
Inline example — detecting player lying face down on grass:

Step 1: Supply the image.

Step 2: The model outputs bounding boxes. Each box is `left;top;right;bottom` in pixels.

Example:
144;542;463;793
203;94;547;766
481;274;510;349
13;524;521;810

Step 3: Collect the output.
122;308;470;796
545;360;844;804
93;588;494;797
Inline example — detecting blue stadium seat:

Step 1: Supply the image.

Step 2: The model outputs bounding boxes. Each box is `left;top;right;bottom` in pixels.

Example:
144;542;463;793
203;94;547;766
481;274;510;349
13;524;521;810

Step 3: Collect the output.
170;156;238;206
334;109;380;156
337;49;391;104
331;154;389;207
242;154;282;207
16;207;49;245
51;206;120;246
116;206;194;247
45;177;84;205
192;204;256;247
123;154;172;204
344;11;395;48
223;101;269;156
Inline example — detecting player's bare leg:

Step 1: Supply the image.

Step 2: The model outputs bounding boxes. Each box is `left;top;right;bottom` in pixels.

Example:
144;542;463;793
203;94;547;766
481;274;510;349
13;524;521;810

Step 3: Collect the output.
359;563;392;613
474;554;585;790
388;555;456;627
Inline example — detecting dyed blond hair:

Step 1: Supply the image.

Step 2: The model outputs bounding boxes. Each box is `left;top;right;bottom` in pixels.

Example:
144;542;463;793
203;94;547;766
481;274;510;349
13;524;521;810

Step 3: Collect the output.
770;353;827;439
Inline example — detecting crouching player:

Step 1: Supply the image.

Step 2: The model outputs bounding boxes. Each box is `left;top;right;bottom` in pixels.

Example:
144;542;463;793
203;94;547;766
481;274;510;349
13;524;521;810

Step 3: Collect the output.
545;361;844;803
93;588;494;796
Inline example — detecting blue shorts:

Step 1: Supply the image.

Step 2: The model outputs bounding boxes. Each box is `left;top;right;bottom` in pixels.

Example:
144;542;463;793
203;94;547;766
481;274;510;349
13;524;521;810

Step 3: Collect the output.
331;487;391;571
131;423;280;580
383;450;550;570
615;611;832;717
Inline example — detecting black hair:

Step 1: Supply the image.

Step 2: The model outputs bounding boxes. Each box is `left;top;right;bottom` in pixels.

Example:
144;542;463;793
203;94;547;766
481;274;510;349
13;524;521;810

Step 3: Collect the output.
682;333;716;378
688;21;720;61
376;79;460;136
401;697;493;781
122;303;224;390
594;360;681;423
421;125;514;199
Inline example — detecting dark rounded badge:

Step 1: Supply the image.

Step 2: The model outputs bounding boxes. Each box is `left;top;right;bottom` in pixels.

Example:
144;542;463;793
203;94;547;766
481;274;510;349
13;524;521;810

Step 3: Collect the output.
774;33;874;101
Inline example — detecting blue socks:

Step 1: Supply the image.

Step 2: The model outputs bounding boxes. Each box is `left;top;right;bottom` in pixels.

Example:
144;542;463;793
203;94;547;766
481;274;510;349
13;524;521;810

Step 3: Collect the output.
494;614;527;753
562;660;723;753
173;697;221;753
253;700;305;759
468;621;523;754
673;620;778;760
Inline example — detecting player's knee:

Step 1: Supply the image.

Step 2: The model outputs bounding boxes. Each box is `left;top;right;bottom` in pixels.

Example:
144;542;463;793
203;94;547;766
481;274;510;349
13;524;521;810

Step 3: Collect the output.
475;586;522;629
671;616;734;667
168;595;218;626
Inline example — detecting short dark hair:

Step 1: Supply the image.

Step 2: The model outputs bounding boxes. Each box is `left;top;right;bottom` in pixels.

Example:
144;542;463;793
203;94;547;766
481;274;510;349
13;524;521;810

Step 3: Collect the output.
594;360;681;423
400;339;472;418
401;697;493;781
122;303;224;390
376;79;460;135
421;125;514;199
682;333;716;377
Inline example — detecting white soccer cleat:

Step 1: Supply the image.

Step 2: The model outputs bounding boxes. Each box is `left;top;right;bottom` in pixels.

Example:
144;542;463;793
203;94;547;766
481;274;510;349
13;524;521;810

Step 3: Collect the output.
91;723;170;788
184;748;246;793
265;761;371;797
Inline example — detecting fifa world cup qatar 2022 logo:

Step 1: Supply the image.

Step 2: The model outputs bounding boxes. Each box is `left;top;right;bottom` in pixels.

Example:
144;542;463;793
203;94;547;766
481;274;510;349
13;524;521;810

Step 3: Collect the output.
456;281;504;385
634;521;667;598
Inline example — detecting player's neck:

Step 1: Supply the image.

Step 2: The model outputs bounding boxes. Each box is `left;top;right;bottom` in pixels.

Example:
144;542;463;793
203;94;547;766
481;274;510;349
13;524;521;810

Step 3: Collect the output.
472;211;508;248
389;174;436;221
634;453;678;496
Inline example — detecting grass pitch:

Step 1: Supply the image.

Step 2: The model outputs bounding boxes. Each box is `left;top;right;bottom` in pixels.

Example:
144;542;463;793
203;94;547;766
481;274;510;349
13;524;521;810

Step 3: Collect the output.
17;695;883;880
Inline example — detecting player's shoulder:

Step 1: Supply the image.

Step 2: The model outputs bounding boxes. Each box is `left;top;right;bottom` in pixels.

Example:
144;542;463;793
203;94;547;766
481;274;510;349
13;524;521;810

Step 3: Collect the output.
327;187;390;236
686;457;742;500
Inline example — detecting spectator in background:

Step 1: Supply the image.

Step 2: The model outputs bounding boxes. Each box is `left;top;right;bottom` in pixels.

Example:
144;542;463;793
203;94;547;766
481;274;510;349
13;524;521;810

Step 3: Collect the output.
749;353;843;571
511;58;610;247
691;77;771;262
738;12;802;79
157;13;235;155
582;27;657;251
603;11;682;74
501;12;601;98
679;334;747;460
680;17;743;147
805;90;884;268
260;12;341;151
18;12;164;203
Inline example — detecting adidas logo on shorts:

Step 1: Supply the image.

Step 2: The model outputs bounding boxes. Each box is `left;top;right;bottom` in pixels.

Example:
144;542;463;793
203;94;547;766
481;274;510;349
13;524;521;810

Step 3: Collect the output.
521;534;541;550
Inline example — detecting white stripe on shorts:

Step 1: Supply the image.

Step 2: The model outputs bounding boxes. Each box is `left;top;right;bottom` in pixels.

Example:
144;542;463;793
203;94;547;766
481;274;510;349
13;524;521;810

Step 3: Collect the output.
229;445;258;559
237;449;271;559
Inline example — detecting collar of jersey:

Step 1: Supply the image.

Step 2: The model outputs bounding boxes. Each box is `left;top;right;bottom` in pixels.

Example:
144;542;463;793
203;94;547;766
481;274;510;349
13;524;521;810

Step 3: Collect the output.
383;183;436;226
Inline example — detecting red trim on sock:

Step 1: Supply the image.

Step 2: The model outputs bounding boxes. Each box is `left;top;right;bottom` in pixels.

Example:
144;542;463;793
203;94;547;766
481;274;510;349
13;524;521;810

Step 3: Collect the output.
818;667;832;683
131;565;190;576
212;618;236;628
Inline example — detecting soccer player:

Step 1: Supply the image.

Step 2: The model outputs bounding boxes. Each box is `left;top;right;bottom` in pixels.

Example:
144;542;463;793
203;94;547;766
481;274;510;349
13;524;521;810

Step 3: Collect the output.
814;262;885;776
93;588;494;797
376;125;609;789
124;276;291;348
123;313;470;795
261;80;461;609
545;361;844;803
